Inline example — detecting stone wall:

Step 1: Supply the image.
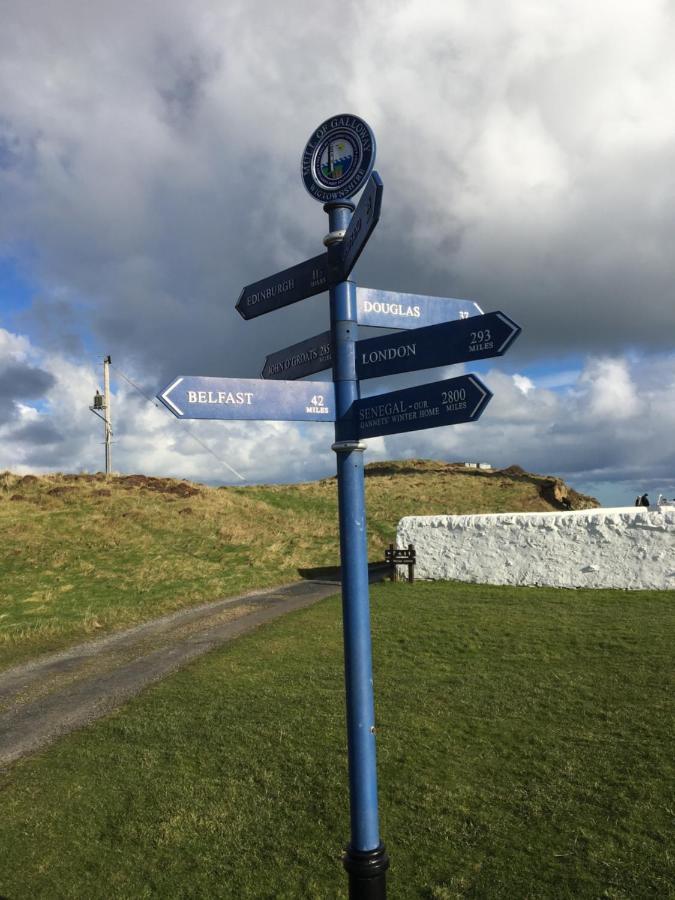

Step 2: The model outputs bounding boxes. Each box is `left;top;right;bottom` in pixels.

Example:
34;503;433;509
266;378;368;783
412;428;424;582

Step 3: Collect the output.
396;507;675;590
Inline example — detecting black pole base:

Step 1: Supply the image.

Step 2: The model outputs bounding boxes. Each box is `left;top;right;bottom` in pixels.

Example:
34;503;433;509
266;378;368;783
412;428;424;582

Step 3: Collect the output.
343;843;389;900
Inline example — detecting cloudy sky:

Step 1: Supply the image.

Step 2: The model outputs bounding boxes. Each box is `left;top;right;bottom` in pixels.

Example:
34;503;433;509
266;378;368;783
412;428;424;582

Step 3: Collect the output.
1;0;674;506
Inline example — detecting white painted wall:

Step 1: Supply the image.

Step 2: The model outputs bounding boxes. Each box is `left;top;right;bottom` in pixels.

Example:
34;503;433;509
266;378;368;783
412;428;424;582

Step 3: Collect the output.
396;507;675;590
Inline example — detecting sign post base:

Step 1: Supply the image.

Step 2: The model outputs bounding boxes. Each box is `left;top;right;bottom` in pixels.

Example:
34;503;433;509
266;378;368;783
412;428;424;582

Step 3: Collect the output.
343;843;390;900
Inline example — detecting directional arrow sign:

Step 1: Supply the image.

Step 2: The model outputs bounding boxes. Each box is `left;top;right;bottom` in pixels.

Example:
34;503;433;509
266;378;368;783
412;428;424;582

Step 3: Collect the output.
262;330;332;381
356;374;492;439
355;311;520;381
356;288;483;329
236;253;330;320
328;171;383;282
158;376;335;422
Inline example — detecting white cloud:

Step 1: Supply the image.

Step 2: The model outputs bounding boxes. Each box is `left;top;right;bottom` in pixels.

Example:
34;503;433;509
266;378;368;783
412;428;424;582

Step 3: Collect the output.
578;357;638;421
0;329;31;363
368;351;675;503
513;374;534;395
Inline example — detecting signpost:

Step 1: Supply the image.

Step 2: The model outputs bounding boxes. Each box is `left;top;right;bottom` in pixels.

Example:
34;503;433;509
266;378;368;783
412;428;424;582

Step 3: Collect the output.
356;287;483;329
328;172;384;282
262;297;489;382
236;253;330;320
356;375;492;439
261;330;332;381
355;311;521;381
158;376;335;422
158;112;522;898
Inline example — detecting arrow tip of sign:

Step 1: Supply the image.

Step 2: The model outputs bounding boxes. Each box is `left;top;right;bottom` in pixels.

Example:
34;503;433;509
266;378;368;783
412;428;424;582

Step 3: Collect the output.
467;374;494;409
495;310;521;333
157;377;185;417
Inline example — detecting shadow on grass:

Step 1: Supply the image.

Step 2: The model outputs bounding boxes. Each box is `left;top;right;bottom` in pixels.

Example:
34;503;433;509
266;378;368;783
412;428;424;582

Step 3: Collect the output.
297;562;391;583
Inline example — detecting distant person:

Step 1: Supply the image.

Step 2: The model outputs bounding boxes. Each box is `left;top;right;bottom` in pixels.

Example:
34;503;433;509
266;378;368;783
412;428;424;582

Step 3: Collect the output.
634;495;641;506
639;493;650;508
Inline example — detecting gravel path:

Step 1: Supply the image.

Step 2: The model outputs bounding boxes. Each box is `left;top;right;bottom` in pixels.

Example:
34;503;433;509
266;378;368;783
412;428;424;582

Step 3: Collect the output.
0;573;387;768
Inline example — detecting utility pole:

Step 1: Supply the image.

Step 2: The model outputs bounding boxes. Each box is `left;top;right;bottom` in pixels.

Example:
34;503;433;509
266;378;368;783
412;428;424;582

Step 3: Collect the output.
89;355;113;475
103;355;112;475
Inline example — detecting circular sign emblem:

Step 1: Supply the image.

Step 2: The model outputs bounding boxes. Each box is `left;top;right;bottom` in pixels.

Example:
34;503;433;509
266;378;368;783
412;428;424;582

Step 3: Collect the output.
301;114;376;203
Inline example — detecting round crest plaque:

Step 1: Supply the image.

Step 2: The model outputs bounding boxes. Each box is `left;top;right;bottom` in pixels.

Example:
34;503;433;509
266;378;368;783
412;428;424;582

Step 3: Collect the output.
301;114;376;203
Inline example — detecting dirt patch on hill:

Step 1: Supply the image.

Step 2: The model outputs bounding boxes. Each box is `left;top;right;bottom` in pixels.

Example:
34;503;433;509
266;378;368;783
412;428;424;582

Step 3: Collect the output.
493;466;599;511
116;475;201;498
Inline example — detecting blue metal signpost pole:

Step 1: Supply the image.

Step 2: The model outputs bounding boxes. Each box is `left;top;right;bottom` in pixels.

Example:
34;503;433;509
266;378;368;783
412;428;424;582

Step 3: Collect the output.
326;199;389;899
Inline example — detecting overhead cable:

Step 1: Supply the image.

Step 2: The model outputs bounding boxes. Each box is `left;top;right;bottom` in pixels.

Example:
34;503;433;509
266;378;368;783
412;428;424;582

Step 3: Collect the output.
110;364;246;482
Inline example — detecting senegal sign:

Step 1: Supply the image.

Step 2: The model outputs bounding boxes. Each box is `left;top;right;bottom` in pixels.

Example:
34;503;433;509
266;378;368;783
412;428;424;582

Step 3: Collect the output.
356;374;492;439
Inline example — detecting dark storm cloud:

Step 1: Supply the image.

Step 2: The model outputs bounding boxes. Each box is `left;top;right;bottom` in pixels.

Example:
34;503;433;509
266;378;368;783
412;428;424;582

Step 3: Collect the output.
0;398;14;425
0;362;55;425
154;41;219;130
8;419;63;445
0;363;55;400
15;299;85;357
0;122;21;171
0;360;54;400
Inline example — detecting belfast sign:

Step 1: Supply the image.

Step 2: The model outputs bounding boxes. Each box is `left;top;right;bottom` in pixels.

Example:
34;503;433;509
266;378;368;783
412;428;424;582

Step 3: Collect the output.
158;375;336;422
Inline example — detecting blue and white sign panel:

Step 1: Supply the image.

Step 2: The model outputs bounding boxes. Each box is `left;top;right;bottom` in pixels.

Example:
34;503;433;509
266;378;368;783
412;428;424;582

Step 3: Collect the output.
356;311;521;381
158;376;336;422
329;172;383;282
301;114;376;203
356;288;483;330
236;253;330;320
262;331;332;381
356;375;492;439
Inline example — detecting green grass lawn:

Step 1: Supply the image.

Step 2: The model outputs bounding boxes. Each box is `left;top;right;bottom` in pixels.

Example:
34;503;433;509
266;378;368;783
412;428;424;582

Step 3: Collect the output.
1;581;672;898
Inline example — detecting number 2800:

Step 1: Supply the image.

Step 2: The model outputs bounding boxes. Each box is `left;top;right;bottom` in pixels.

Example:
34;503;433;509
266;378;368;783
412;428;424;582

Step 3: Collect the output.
441;388;466;404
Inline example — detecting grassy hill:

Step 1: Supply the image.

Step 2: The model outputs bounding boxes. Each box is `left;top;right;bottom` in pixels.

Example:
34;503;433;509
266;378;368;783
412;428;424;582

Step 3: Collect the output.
0;461;598;667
